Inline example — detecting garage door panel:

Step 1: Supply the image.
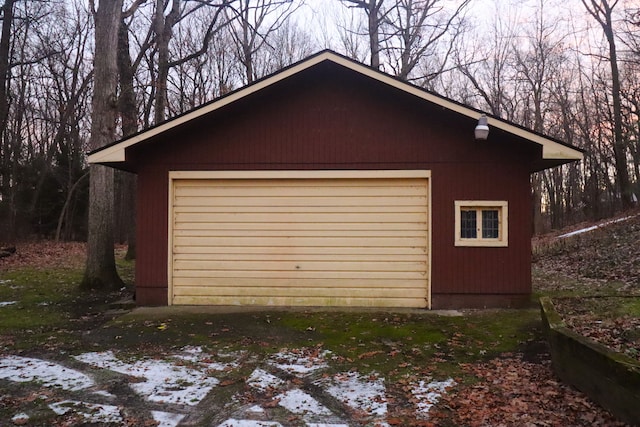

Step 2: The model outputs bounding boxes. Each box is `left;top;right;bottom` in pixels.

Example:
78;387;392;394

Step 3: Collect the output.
175;212;427;224
175;184;425;198
171;175;429;308
174;222;427;231
173;260;427;272
173;205;425;214
174;285;427;299
173;236;427;248
172;295;423;308
176;178;424;188
174;228;424;238
174;270;425;287
173;252;427;262
172;277;426;288
174;195;426;208
173;245;426;256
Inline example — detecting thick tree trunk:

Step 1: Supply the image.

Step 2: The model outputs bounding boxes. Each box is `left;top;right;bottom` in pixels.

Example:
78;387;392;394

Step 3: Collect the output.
81;0;124;291
0;0;14;241
153;0;180;124
117;18;137;260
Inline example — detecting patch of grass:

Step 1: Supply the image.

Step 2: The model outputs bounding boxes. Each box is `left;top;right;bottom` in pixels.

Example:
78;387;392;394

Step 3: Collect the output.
0;259;133;352
619;298;640;316
0;269;79;334
82;306;544;383
277;309;541;380
532;266;629;299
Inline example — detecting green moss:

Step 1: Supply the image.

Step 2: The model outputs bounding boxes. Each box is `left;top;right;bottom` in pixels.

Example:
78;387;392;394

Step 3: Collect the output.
275;309;540;379
0;263;132;351
619;298;640;316
0;269;79;333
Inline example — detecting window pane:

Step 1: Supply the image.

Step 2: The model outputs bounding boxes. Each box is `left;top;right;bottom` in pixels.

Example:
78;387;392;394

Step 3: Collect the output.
460;210;477;238
482;210;499;238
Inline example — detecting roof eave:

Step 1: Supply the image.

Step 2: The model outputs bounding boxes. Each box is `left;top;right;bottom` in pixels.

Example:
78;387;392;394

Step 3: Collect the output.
87;50;584;169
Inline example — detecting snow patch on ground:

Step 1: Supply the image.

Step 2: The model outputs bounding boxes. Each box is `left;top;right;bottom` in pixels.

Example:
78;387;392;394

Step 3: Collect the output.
0;301;16;307
151;410;186;427
0;355;94;391
319;372;387;417
305;424;350;427
217;419;284;427
174;345;240;371
558;215;636;238
276;389;332;415
413;378;456;416
74;350;220;405
0;349;455;425
246;368;284;391
269;348;330;375
11;413;29;424
49;400;122;423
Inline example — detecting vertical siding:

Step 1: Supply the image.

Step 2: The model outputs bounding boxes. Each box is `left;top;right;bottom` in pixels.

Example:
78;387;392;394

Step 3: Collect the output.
131;64;539;306
135;167;169;305
430;163;532;296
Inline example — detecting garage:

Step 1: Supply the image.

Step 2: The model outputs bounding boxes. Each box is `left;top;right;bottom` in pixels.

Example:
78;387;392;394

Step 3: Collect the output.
88;51;583;308
168;171;431;308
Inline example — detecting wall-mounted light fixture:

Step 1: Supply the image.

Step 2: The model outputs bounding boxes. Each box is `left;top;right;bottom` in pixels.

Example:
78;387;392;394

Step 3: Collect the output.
474;115;489;140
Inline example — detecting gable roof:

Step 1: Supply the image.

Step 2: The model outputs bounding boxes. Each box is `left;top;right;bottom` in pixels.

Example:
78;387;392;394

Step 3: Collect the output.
88;50;583;168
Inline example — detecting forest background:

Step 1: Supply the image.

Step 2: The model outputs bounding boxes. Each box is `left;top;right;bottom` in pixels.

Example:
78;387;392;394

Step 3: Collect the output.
1;0;639;248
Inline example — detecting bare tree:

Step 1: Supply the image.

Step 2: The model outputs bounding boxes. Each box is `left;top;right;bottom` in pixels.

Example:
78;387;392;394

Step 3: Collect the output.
0;0;15;240
81;0;125;291
267;20;316;70
151;0;232;122
383;0;470;81
582;0;634;209
227;0;302;84
513;1;566;231
116;16;138;260
339;0;386;69
454;1;519;119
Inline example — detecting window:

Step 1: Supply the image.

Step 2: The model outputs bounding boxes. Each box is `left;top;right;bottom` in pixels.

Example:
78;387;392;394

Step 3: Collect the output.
455;201;508;247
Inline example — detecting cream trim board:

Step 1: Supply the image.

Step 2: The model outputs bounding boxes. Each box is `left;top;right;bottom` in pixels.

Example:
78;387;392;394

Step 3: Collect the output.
169;170;431;180
426;174;432;309
88;51;582;166
167;174;176;306
454;200;508;247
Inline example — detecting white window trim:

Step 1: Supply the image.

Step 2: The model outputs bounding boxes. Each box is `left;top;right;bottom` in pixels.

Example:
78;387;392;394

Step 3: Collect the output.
454;201;508;247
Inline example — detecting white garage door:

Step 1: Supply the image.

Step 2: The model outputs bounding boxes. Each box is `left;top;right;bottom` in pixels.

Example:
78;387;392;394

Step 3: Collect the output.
169;171;430;308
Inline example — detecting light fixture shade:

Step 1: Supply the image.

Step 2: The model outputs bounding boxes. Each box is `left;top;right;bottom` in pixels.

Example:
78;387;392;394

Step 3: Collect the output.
475;115;489;140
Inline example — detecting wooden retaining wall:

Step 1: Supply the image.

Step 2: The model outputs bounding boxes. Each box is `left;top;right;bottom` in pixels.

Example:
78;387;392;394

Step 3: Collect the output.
540;297;640;426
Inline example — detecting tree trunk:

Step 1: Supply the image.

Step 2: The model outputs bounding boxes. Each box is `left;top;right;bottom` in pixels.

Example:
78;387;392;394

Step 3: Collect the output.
604;8;633;209
153;0;180;124
117;17;137;260
56;172;89;242
531;173;545;234
0;0;14;241
81;0;124;291
368;0;381;69
583;0;633;209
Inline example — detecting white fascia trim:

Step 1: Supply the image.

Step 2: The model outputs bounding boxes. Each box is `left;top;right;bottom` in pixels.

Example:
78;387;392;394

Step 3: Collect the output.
168;169;431;180
88;51;583;164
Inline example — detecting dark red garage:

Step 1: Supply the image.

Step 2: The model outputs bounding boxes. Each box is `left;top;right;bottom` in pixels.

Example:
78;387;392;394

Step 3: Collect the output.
88;51;583;309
